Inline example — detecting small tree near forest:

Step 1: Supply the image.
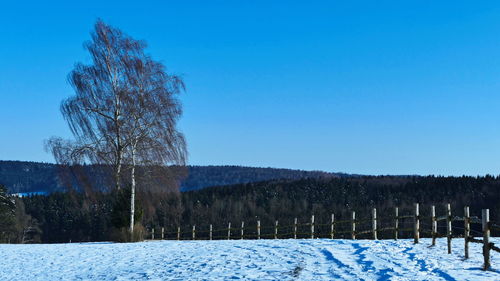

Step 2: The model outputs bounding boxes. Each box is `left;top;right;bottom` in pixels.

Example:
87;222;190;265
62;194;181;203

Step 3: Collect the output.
0;184;16;242
47;20;187;238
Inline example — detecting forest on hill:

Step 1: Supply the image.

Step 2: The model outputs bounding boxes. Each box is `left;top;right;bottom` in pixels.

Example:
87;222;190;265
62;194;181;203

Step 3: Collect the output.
1;174;499;243
0;161;339;193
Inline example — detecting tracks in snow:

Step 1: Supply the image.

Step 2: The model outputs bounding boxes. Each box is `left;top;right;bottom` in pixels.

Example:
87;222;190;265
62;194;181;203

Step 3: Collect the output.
307;240;459;281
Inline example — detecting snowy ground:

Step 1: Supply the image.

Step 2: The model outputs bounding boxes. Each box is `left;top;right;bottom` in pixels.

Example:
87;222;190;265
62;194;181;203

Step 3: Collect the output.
1;238;499;280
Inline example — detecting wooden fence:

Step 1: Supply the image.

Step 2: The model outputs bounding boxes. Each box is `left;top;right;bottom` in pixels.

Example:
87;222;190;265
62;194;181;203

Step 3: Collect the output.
148;203;500;271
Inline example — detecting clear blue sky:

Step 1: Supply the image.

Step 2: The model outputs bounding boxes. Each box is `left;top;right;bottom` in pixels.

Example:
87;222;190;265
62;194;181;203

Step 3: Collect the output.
1;1;500;176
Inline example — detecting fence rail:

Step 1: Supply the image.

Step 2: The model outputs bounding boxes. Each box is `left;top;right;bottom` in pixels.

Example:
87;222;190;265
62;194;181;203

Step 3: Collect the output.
147;203;499;271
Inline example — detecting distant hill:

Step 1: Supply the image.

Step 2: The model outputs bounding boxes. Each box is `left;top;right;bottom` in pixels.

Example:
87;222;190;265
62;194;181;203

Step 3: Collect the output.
0;161;64;194
0;160;343;193
181;165;342;191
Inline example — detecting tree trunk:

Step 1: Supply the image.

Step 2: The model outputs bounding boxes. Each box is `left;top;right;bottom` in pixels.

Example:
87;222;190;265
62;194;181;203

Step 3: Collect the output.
115;158;122;190
129;146;136;236
114;83;122;191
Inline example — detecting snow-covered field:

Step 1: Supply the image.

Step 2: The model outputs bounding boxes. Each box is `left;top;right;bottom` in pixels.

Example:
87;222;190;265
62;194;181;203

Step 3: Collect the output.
1;238;499;280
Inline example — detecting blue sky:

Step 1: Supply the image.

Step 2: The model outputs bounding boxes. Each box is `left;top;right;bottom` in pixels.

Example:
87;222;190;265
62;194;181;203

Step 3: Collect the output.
1;1;500;175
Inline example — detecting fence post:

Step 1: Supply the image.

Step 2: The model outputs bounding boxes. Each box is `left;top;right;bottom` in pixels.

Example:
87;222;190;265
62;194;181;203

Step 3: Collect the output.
152;228;155;240
414;203;420;244
446;203;452;254
331;214;335;239
394;207;398;240
482;209;490;270
227;222;231;240
351;211;356;240
209;224;213;241
464;206;470;259
257;220;261;240
294;218;298;239
275;220;278;239
192;225;196;240
372;208;378;240
177;226;180;241
311;215;315;239
161;227;164;240
241;221;245;240
431;205;437;246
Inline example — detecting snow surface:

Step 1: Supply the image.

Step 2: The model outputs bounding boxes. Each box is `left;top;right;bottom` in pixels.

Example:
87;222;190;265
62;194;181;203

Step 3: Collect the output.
10;191;47;198
1;238;499;280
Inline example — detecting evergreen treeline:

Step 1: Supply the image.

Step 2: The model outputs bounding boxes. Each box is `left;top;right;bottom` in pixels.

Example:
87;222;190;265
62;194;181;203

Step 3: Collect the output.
2;175;499;243
174;175;500;239
0;186;144;243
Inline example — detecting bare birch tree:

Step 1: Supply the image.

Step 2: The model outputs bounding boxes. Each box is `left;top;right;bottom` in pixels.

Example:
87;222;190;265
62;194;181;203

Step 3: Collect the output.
47;20;138;190
121;45;187;234
47;20;187;236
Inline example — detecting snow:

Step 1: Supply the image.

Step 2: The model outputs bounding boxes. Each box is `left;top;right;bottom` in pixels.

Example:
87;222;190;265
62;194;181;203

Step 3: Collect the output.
10;191;47;197
1;238;499;280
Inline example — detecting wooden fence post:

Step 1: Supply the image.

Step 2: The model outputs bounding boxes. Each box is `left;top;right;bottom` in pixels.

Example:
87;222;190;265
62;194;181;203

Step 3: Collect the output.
351;211;356;240
275;220;278;239
227;222;231;240
152;228;155;240
177;226;180;241
372;208;377;240
257;220;261;240
294;218;298;239
331;214;335;239
311;215;315;239
464;206;470;259
241;221;245;240
209;224;213;241
446;203;452;254
482;209;490;270
414;203;420;244
394;207;398;240
161;227;164;240
431;205;437;246
192;225;196;240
